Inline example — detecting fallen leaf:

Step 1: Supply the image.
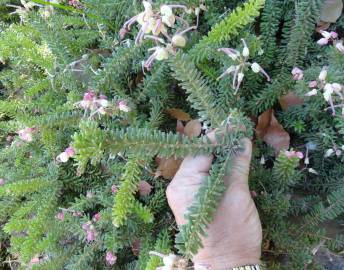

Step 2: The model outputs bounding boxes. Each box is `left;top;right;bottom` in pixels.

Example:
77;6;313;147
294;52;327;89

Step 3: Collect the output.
166;108;191;121
155;157;183;179
279;92;303;111
184;119;202;139
256;109;290;154
320;0;343;23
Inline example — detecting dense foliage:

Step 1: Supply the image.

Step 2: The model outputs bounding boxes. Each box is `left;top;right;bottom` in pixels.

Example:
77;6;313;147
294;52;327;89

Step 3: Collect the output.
0;0;343;269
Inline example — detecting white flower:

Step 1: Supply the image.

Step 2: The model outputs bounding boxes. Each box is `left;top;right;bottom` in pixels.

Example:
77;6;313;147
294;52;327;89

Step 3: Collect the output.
323;83;334;101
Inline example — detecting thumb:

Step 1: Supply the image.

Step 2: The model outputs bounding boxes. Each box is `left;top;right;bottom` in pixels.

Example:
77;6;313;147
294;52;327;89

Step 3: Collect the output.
224;138;252;185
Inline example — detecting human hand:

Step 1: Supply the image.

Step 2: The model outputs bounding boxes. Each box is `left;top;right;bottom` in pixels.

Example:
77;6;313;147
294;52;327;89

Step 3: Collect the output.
166;133;262;269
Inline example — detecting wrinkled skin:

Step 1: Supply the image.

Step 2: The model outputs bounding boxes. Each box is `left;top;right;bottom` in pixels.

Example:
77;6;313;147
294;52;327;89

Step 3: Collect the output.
166;133;262;269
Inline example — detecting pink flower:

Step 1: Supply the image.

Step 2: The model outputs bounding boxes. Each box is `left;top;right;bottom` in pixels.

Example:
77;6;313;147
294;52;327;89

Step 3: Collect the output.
105;251;117;266
83;90;96;101
73;211;83;217
82;222;90;231
285;150;304;159
138;181;152;196
86;230;95;242
308;80;317;88
56;146;75;163
291;67;303;81
118;100;131;112
56;212;65;221
111;185;118;194
86;191;93;198
0;178;5;186
93;213;101;222
330;31;338;39
18;127;35;142
65;146;75;157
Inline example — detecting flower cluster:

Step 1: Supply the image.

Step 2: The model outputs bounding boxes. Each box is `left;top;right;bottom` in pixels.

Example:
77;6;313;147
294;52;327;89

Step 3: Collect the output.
284;150;304;159
317;30;344;53
68;0;83;9
303;68;344;116
75;90;132;118
218;39;270;93
82;222;96;242
324;145;344;158
56;146;75;163
119;1;204;70
17;127;36;142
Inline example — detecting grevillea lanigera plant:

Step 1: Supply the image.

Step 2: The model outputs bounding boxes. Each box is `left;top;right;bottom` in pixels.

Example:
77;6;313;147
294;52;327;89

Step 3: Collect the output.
0;0;343;269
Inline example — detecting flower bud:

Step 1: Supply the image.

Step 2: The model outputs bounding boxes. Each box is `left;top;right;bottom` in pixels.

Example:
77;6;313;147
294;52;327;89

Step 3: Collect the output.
251;62;261;73
155;47;169;61
172;35;186;48
242;46;249;57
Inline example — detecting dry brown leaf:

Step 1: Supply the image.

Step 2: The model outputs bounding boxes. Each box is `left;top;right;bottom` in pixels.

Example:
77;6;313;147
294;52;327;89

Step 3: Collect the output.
166;108;191;121
316;21;331;32
184;119;202;139
279;92;303;111
155;157;182;179
256;109;290;154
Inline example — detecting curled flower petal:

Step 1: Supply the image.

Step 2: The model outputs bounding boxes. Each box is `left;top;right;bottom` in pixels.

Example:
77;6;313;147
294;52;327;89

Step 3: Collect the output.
317;38;329;46
325;148;334;157
319;69;327;81
305;89;318;96
320;30;331;39
56;152;69;163
335;41;344;53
